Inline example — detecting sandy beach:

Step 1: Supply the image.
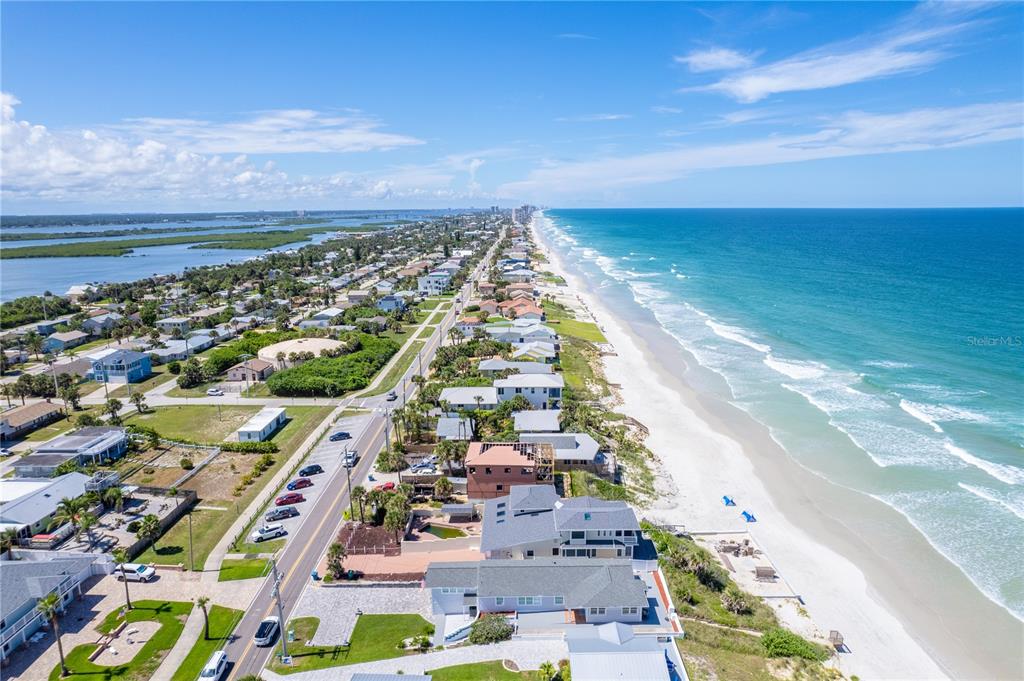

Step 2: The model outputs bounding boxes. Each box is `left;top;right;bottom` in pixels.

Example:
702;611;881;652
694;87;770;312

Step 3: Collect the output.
530;214;1024;681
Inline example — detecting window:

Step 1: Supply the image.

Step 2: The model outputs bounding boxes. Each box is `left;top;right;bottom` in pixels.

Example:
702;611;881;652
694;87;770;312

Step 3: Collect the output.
518;596;537;606
554;596;564;605
525;550;534;557
469;467;476;474
504;467;511;473
552;548;559;555
496;484;504;491
589;607;606;615
622;607;639;615
495;597;504;606
571;531;584;539
485;467;492;474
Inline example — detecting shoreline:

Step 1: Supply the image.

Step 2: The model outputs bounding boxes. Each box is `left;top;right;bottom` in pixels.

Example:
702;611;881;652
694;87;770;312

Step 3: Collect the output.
530;213;1023;680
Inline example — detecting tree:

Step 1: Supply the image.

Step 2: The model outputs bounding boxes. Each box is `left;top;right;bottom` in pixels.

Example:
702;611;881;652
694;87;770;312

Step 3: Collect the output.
137;513;161;554
539;661;556;680
327;542;347;579
37;593;68;677
48;497;85;535
129;391;148;414
350;485;367;523
383;505;407;543
76;412;101;427
103;486;125;511
104;398;124;424
177;358;204;388
59;383;82;410
25;331;44;360
448;328;462;346
433;476;454;501
78;511;98;546
112;547;133;610
196;596;211;640
0;527;19;559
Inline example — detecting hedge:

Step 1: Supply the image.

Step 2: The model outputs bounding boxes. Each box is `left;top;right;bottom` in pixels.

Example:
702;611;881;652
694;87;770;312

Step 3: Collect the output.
266;335;399;396
760;628;831;661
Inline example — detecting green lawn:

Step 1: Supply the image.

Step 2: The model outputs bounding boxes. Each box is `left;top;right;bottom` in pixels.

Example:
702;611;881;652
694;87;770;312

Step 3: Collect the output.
267;614;434;674
232;535;286;555
548;318;606;343
126;404;261;442
164;380;223;398
20;406;102;442
362;340;426;396
50;600;191;681
242;382;272;397
416;327;434;340
71;337;118;353
171;605;244;681
135;406;333;567
558;338;609;398
219;558;270;581
418;299;443;310
429;661;543;680
109;368;175;399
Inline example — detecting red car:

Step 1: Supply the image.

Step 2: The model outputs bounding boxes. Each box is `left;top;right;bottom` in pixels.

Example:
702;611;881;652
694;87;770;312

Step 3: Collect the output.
374;482;396;492
287;477;313;491
275;492;305;506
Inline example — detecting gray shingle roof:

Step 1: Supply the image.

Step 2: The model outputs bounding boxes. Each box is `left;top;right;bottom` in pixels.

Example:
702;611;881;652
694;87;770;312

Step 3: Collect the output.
0;554;97;621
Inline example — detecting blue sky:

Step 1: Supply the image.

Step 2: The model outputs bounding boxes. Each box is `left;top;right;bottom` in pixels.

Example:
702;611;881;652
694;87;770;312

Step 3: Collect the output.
2;1;1022;212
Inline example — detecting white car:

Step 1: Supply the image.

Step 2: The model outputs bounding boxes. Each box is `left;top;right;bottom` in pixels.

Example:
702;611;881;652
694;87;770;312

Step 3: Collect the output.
206;388;225;396
199;650;227;680
254;616;280;646
250;524;287;543
115;563;156;582
0;448;14;457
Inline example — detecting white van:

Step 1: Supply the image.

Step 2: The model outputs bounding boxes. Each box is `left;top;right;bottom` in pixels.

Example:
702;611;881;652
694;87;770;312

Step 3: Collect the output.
200;650;227;680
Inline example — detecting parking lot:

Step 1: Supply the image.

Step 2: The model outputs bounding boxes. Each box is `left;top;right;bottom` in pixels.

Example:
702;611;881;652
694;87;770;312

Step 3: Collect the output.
243;412;371;551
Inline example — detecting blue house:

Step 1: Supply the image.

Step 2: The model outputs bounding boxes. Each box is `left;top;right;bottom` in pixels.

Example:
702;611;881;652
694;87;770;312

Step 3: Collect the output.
377;295;408;313
89;349;151;383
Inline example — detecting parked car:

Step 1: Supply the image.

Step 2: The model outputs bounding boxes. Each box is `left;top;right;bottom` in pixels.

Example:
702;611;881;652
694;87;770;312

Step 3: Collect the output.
343;451;358;468
115;563;156;582
206;387;224;396
386;391;398;401
0;448;13;457
275;492;305;506
200;650;227;680
265;506;300;522
254;616;280;646
374;481;395;491
299;464;324;477
286;477;313;491
250;523;286;543
329;431;351;442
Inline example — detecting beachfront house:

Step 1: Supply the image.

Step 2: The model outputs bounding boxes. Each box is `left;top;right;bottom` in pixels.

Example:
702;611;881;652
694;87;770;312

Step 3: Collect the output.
424;558;648;624
479;485;642;560
566;623;676;681
512;409;562;434
465;441;550;499
478;359;554;377
418;271;451;296
495;373;564;410
438;387;499;412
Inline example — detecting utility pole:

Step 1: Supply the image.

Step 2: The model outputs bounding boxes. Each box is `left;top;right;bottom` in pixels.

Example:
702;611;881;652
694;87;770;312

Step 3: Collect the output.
188;512;194;571
271;558;289;659
382;408;391;455
344;448;355;521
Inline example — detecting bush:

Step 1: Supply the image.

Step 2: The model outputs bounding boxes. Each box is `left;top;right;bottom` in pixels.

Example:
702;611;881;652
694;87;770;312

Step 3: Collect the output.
468;614;513;644
266;334;399;397
761;628;830;661
220;441;278;453
167;360;181;375
180;457;194;470
126;520;141;533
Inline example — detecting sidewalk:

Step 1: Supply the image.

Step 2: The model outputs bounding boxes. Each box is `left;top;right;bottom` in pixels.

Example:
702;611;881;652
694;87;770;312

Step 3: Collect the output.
150;607;205;681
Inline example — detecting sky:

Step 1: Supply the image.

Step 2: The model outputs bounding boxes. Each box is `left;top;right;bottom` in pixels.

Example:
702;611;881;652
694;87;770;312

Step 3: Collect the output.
2;1;1022;213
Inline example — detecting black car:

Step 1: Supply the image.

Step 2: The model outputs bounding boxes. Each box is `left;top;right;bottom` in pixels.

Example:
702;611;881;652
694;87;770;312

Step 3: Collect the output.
299;464;324;477
264;506;300;522
329;432;351;442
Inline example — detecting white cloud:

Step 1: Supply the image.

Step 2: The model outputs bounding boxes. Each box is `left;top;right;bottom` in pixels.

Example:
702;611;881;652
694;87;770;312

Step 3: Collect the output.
112;108;423;154
0;93;482;206
675;47;755;72
554;113;632;122
651;106;684;114
692;9;979;102
498;101;1023;197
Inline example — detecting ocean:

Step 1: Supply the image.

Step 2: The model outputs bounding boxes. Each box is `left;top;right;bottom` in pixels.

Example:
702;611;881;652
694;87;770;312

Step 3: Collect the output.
539;208;1024;620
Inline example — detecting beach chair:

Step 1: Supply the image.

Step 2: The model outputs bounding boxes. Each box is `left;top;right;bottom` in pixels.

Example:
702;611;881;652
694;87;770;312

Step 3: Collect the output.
722;495;736;506
741;510;757;523
754;565;776;581
829;630;845;650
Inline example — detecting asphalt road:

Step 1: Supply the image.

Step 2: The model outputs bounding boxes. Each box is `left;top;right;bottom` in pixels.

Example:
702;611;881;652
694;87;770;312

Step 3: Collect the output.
223;240;495;678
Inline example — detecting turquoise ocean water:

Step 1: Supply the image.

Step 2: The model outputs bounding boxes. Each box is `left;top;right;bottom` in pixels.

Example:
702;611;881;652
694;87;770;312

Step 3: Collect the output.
540;208;1024;619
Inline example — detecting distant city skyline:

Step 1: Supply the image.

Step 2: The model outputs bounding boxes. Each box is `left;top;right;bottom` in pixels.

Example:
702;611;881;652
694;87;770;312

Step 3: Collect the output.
2;1;1022;213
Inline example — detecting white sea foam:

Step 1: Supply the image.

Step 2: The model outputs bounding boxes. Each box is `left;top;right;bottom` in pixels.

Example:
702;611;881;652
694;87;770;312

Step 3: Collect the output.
958;483;1024;521
944;443;1024;486
864;360;914;369
900;400;944;433
675;273;688;280
764;355;827;380
705;320;771;354
648;256;656;261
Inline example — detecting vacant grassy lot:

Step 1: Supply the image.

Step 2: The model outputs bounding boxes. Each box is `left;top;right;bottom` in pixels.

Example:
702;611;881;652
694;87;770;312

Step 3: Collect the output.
134;405;333;566
126;404;260;442
50;600;191;681
170;605;244;681
219;557;270;581
268;614;434;674
109;368;175;399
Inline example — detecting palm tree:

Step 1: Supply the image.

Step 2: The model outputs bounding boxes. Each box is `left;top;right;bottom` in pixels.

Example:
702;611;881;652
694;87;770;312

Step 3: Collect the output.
104;398;124;424
538;661;556;680
129;391;147;414
276;351;286;369
60;384;81;410
196;596;211;640
327;542;347;579
390;408;405;445
0;383;14;408
1;527;19;559
25;331;44;361
138;513;161;554
350;485;367;523
48;497;85;535
435;439;456;475
37;593;68;677
112;547;133;610
77;511;98;547
103;486;125;512
448;328;462;346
